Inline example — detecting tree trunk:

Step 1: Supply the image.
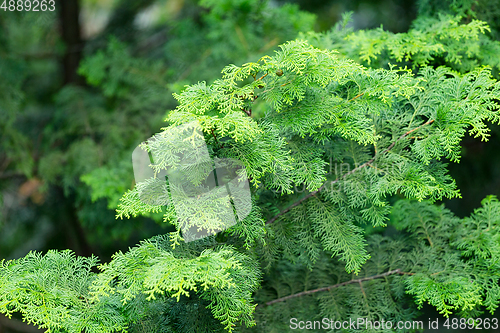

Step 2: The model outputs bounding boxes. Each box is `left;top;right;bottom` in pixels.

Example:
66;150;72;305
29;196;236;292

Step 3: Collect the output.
59;0;83;85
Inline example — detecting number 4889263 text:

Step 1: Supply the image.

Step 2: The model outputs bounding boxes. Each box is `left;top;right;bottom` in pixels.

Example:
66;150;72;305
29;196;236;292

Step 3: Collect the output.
1;0;55;11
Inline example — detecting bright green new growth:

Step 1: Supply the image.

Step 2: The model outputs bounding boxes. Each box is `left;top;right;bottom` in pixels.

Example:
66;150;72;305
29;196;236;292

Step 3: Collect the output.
2;2;500;332
302;11;500;72
0;251;128;333
0;236;261;332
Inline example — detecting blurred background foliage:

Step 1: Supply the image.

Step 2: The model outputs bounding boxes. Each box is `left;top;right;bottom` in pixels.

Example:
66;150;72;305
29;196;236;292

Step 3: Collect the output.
0;0;499;331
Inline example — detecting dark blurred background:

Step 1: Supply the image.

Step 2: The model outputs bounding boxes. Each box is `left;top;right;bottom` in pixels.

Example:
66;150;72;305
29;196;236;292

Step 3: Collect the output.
1;0;499;332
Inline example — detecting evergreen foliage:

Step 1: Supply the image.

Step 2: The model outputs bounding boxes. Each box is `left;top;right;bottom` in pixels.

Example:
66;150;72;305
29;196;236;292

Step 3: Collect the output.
2;0;500;332
301;11;500;73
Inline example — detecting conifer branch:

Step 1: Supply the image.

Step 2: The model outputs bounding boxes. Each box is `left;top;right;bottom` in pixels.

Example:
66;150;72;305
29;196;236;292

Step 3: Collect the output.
265;268;406;306
265;119;435;225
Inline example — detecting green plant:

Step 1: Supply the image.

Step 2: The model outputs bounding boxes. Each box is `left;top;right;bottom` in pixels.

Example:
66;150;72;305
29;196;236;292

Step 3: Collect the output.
2;0;500;332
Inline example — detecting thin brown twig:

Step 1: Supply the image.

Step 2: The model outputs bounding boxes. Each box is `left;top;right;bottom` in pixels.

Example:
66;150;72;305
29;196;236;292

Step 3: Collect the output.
211;127;225;149
236;73;268;116
211;127;219;145
349;92;364;101
264;268;408;306
256;73;268;81
265;119;435;225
